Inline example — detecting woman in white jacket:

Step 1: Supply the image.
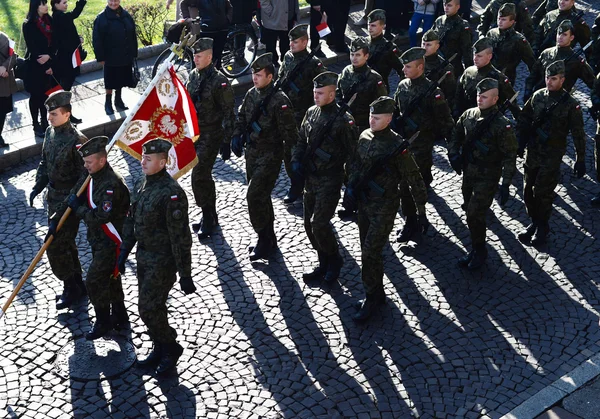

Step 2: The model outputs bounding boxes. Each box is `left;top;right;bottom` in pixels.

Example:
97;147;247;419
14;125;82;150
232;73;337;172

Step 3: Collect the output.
409;0;440;47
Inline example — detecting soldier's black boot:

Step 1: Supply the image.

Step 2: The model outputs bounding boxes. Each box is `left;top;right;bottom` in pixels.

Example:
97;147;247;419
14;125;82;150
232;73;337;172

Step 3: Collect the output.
86;307;112;340
197;206;218;240
137;342;162;367
531;221;549;247
323;252;343;283
105;94;114;115
156;342;184;375
303;251;328;282
591;193;600;207
457;250;474;268
353;288;386;322
517;221;537;244
114;89;128;111
249;229;275;261
56;276;83;309
396;215;419;243
73;272;87;297
111;301;129;329
283;181;303;204
467;244;488;271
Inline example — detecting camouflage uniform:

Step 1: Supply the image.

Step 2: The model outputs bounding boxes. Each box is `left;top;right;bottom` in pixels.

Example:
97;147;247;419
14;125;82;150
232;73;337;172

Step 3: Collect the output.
590;13;600;71
421;29;458;108
367;34;403;93
478;0;534;42
533;6;590;56
487;26;536;85
432;10;474;78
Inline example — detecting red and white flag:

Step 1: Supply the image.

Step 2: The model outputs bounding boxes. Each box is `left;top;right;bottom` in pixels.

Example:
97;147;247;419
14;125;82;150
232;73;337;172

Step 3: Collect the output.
316;22;331;38
8;38;15;56
116;63;199;179
72;47;82;68
45;84;64;96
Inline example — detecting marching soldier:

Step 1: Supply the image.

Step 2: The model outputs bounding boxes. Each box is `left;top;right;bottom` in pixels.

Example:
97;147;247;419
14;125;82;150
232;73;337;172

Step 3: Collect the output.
448;78;518;270
29;90;88;310
393;47;454;242
278;24;326;204
591;13;600;72
119;138;195;375
533;0;590;58
336;37;388;134
432;0;474;79
517;61;586;246
422;29;458;108
454;37;520;120
590;72;600;206
186;38;236;240
344;97;428;321
366;9;404;92
478;0;534;42
525;20;595;101
231;53;300;261
66;136;130;340
292;72;359;283
486;3;536;86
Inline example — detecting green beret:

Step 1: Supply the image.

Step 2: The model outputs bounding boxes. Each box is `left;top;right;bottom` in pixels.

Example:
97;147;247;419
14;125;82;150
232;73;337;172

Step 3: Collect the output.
473;37;494;53
400;47;426;64
142;138;172;154
44;90;71;111
546;60;565;76
557;19;574;34
367;9;386;23
443;0;458;4
476;78;499;93
422;29;440;42
78;136;108;157
192;38;213;53
313;71;338;88
350;37;369;53
498;3;516;18
289;24;309;40
251;53;273;73
369;96;395;114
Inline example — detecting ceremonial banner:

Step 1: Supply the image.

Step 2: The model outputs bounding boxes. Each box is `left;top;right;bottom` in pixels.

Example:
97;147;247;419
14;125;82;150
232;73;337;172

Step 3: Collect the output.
72;47;82;68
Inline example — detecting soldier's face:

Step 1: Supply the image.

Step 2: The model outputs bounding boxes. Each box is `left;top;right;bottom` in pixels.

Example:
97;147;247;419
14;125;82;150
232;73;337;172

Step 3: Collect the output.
497;16;515;30
313;86;335;107
252;69;273;89
556;31;575;47
350;50;368;67
83;154;107;175
558;0;574;11
444;1;460;16
402;60;424;79
289;37;308;53
477;88;499;110
193;50;213;70
369;113;392;132
368;21;385;37
48;108;70;127
421;40;440;56
546;74;565;91
473;49;492;68
141;153;167;175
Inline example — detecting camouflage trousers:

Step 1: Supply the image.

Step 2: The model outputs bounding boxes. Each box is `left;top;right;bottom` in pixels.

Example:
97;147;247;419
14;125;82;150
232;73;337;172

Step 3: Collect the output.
462;164;501;246
400;146;434;217
357;199;399;294
523;156;562;223
86;245;125;310
246;147;282;234
191;129;223;208
47;188;82;282
303;175;343;256
136;249;178;344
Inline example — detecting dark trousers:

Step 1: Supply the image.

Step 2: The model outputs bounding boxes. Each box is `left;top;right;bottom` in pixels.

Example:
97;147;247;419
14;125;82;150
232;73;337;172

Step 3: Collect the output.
29;93;47;127
262;21;293;63
327;0;351;47
310;6;324;50
203;30;228;68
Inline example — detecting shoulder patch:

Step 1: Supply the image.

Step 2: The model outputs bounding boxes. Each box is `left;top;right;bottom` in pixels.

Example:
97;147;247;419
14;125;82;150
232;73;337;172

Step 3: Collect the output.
281;104;288;110
106;190;113;195
435;93;442;99
75;144;83;150
170;194;178;201
506;124;512;129
504;78;509;83
576;104;581;110
377;81;383;85
102;201;112;212
317;62;323;67
221;82;227;87
349;120;354;125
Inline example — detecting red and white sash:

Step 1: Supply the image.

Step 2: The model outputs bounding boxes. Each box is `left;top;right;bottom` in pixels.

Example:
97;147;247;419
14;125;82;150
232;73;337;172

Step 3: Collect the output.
87;178;123;278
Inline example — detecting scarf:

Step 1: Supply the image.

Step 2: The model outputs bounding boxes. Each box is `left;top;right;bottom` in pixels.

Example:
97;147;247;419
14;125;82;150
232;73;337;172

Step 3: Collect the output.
35;14;52;45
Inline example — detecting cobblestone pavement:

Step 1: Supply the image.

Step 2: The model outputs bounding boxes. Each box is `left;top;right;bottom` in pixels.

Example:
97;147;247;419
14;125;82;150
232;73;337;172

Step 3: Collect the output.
2;14;600;418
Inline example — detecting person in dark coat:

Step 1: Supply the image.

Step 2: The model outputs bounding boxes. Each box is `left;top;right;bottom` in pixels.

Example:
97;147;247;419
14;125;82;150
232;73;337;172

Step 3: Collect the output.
51;0;87;124
92;0;138;115
23;0;57;137
0;31;18;148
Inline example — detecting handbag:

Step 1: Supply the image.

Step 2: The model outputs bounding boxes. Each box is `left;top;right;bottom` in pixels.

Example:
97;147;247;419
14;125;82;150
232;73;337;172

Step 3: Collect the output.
130;58;140;88
14;57;28;80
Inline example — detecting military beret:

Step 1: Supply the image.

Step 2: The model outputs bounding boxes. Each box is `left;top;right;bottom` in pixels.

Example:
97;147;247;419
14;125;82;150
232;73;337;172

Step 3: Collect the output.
422;29;440;42
498;3;517;18
78;136;108;157
444;0;458;4
44;90;71;111
313;71;338;88
557;19;574;34
192;37;213;53
251;53;273;73
400;47;426;64
476;78;499;93
367;9;386;23
369;96;395;114
546;60;566;76
350;37;369;53
473;37;494;53
288;24;309;40
142;138;172;154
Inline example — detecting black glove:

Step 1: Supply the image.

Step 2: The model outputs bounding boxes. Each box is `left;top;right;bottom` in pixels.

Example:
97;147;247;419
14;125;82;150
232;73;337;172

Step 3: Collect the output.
590;103;600;120
117;248;131;274
220;141;231;161
180;276;196;295
574;160;586;179
419;213;430;234
231;135;244;157
449;154;462;175
29;189;40;206
67;193;82;211
342;187;357;212
499;184;510;206
44;219;59;242
291;161;304;181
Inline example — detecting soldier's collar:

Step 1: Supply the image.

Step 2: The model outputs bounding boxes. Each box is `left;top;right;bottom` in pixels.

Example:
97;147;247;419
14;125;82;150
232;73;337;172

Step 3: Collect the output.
477;62;493;72
53;120;73;133
409;73;427;84
91;163;110;180
370;33;385;42
197;63;215;76
258;80;275;94
479;104;498;116
446;12;460;20
500;26;515;35
424;52;438;61
146;167;168;182
292;48;309;58
352;63;370;73
320;101;337;113
373;126;392;136
558;7;574;16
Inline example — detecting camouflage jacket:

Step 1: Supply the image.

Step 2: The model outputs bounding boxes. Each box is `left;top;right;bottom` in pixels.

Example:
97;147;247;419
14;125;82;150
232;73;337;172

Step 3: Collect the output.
487;26;536;82
432;13;474;72
450;105;518;184
478;0;534;42
122;168;192;278
336;64;387;129
278;48;326;123
75;163;130;250
590;71;600;107
424;52;457;105
348;126;428;212
186;63;235;139
367;34;403;92
534;7;591;55
293;101;359;177
590;13;600;70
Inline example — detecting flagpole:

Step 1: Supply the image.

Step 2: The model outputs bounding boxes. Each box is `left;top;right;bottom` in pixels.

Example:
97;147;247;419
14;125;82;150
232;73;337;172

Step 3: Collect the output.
0;34;197;320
